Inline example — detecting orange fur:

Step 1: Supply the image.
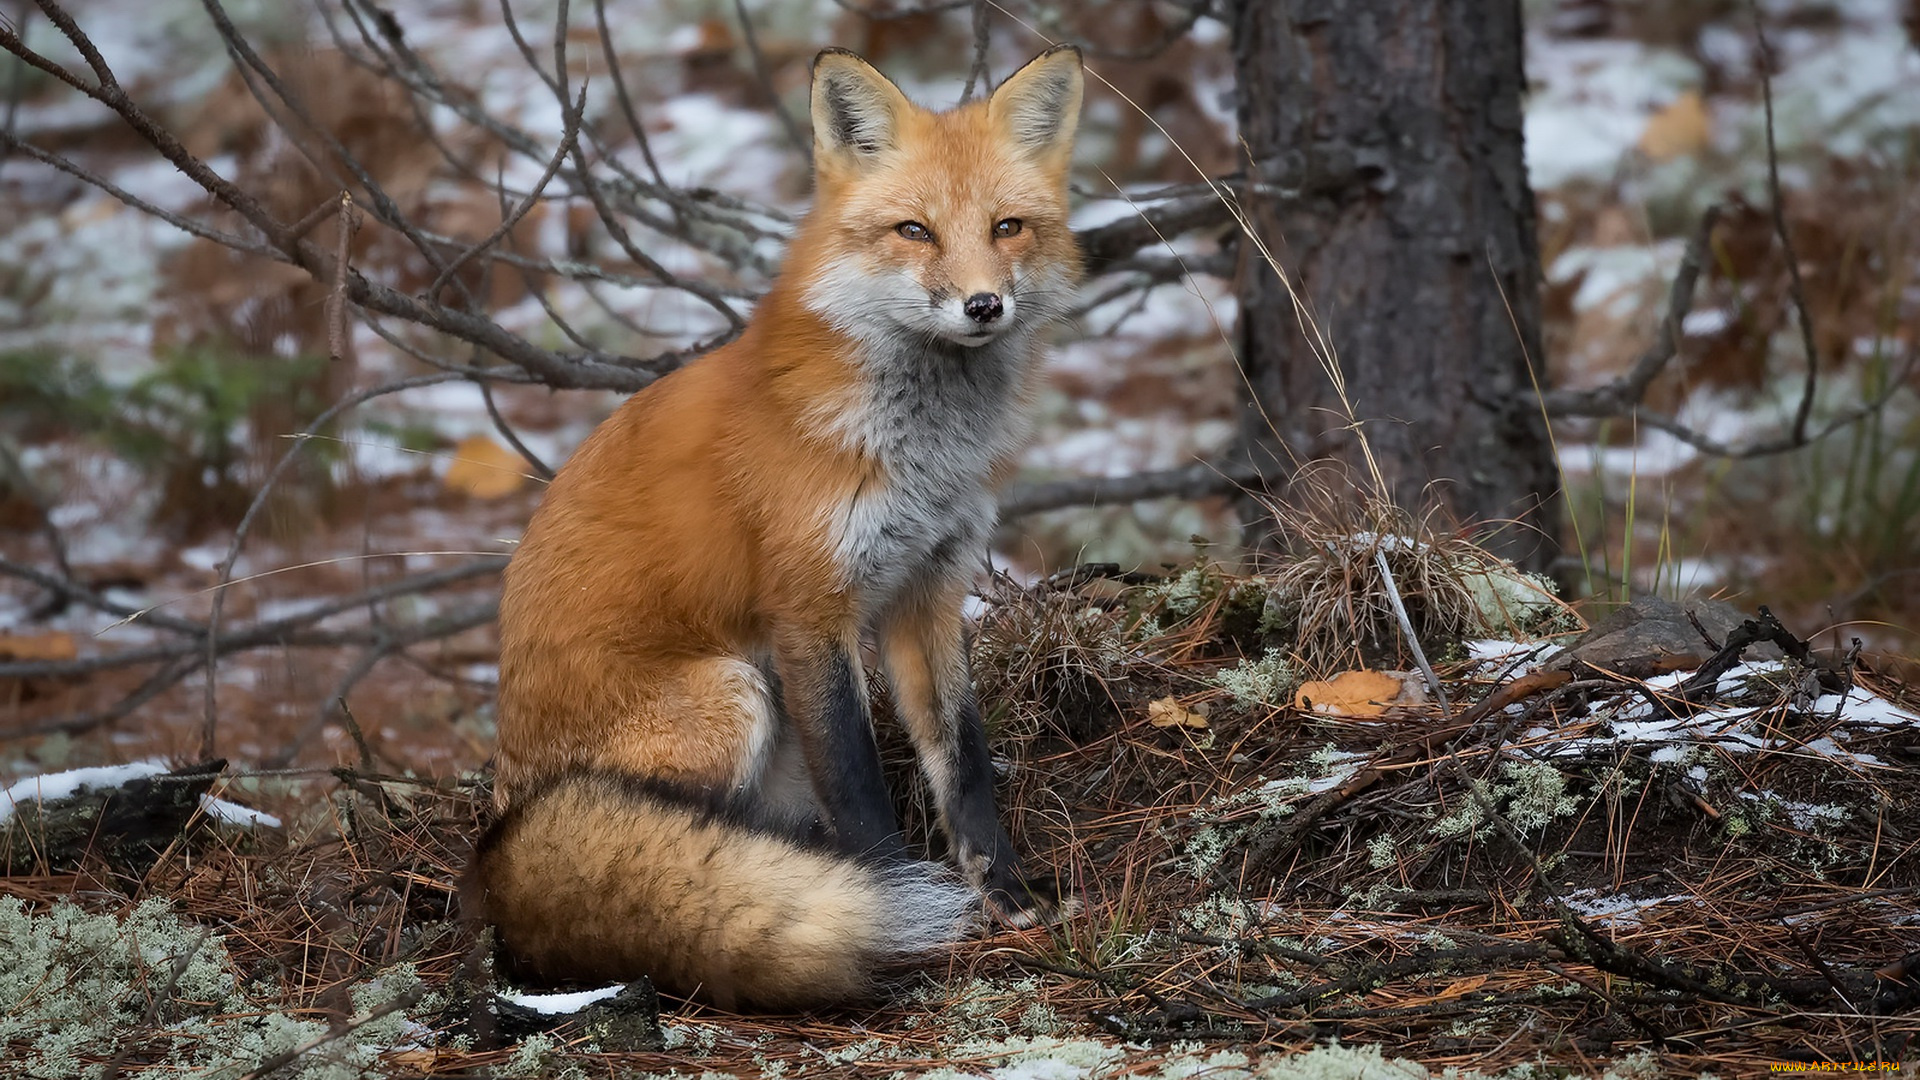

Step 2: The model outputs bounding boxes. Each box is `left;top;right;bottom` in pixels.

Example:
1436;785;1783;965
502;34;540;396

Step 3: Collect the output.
473;45;1084;1007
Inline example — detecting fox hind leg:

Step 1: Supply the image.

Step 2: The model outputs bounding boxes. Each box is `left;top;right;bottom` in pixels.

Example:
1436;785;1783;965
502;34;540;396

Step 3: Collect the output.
588;655;781;800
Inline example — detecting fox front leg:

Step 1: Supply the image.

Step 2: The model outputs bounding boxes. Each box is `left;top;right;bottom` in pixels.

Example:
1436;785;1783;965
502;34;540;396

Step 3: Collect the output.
882;586;1069;926
775;630;909;863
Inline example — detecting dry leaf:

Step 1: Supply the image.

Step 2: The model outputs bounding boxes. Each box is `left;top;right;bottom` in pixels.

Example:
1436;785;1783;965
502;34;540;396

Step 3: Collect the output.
1639;90;1710;161
0;631;78;662
1147;696;1210;729
443;435;529;499
1293;669;1404;717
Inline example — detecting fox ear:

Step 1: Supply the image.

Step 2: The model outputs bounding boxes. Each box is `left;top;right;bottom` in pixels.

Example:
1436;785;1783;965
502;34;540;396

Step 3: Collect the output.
811;49;911;168
988;45;1083;165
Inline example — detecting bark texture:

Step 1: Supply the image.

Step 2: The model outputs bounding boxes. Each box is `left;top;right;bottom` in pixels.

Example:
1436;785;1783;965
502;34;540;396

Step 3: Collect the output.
1229;0;1557;569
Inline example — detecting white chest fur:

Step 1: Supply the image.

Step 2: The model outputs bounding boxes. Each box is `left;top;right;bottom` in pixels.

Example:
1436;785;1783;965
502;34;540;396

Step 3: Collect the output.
821;336;1034;614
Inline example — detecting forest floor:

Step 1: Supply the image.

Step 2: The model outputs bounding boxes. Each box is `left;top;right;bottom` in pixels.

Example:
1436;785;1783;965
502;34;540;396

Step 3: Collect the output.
4;561;1919;1077
2;0;1918;1076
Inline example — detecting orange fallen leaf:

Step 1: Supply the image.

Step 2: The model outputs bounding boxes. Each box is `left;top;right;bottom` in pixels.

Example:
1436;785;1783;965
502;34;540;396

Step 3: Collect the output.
1639;90;1710;161
1293;669;1403;717
443;435;529;499
1147;696;1210;729
0;631;77;662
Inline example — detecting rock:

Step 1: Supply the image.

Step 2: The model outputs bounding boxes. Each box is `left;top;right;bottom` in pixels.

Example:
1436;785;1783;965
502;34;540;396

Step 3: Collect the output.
1554;596;1781;672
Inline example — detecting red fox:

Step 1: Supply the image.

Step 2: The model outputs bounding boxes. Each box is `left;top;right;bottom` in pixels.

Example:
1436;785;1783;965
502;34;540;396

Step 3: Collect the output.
469;45;1084;1010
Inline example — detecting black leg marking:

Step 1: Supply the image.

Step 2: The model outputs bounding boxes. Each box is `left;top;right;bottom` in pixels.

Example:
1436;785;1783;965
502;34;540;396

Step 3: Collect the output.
802;648;908;863
946;690;1066;924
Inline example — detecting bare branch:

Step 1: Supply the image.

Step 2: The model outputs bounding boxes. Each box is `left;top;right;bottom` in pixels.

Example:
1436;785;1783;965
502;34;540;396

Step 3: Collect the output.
425;85;586;303
1076;195;1238;271
481;380;557;481
1538;206;1719;419
999;459;1266;519
591;0;672;191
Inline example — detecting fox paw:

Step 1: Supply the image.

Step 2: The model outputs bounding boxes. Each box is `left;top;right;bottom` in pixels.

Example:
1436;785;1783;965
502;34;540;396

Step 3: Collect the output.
984;872;1078;929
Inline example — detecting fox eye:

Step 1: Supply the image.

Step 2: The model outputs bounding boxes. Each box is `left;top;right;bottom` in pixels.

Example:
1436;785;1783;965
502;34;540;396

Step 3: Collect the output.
895;221;933;242
993;218;1024;238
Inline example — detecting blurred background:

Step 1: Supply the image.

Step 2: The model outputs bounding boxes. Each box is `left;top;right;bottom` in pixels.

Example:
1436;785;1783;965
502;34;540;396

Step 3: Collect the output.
1;0;1916;774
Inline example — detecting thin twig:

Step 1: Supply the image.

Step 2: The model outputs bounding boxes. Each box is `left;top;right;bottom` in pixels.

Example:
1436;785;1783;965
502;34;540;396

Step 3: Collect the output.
960;0;992;103
424;85;585;303
732;0;808;160
325;192;359;361
480;381;556;481
1748;0;1821;445
1538;206;1719;419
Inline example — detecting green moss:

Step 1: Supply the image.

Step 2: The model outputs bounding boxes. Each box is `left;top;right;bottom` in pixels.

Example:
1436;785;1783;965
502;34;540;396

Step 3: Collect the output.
0;898;423;1080
1433;762;1579;842
1212;648;1299;708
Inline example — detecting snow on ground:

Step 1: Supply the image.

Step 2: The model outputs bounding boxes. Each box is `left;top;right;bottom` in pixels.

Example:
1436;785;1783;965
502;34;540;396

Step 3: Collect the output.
1515;659;1912;772
0;761;169;820
1464;638;1565;674
0;760;281;827
1525;38;1699;191
1562;888;1693;928
498;984;624;1014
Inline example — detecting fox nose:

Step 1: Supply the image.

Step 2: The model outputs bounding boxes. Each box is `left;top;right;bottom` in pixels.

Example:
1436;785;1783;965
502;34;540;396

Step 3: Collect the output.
963;292;1004;324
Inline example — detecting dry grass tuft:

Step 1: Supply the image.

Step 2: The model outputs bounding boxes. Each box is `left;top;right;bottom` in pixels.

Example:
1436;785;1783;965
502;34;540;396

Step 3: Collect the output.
1257;475;1571;676
974;572;1139;743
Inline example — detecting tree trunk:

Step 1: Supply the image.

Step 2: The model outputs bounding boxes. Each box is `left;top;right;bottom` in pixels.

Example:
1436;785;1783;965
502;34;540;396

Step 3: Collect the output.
1228;0;1557;570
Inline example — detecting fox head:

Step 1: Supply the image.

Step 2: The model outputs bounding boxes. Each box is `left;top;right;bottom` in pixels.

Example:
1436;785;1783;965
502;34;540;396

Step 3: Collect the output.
796;46;1083;351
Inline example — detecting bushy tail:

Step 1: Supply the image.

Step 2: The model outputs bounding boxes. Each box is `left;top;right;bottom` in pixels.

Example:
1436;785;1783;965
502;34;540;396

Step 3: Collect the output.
469;770;977;1010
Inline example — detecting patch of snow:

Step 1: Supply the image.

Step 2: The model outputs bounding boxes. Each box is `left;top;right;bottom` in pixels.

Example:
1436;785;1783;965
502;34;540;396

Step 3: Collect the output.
1814;687;1920;729
177;544;231;574
1528;684;1895;773
1763;33;1920;161
1524;38;1701;188
500;985;624;1014
1644;668;1693;691
1560;392;1776;478
1656;556;1724;593
1024;415;1224;479
1549;241;1684;319
648;94;796;194
1714;659;1789;696
1465;639;1565;674
0;760;169;823
1563;889;1691;927
0;760;281;829
1737;791;1850;831
1682;307;1732;337
198;796;281;829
